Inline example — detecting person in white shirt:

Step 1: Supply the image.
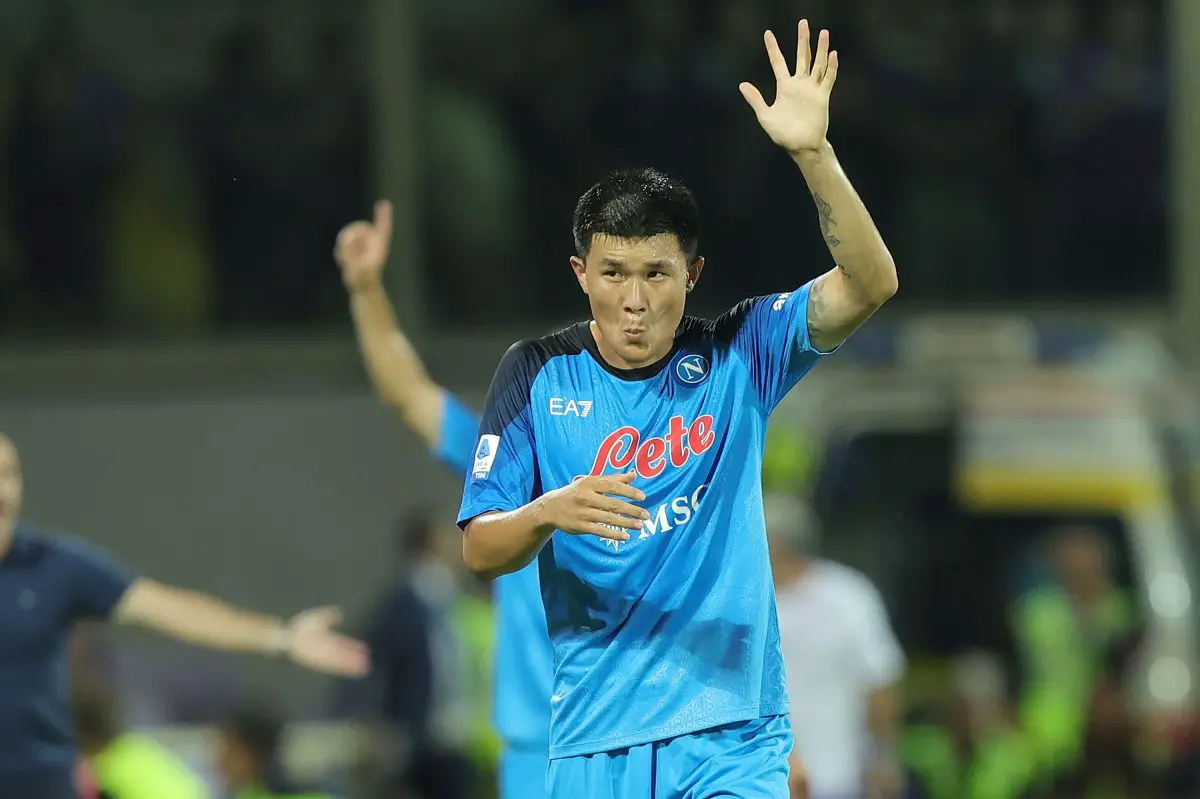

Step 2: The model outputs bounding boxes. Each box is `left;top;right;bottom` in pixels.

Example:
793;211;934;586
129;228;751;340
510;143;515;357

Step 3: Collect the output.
766;493;906;799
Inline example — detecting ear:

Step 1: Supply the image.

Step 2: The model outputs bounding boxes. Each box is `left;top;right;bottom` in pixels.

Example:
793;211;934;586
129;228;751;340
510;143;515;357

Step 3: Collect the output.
570;256;589;295
686;257;705;292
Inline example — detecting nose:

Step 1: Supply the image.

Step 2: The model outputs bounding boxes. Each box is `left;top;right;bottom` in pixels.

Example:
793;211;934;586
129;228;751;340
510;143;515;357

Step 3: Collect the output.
622;278;647;314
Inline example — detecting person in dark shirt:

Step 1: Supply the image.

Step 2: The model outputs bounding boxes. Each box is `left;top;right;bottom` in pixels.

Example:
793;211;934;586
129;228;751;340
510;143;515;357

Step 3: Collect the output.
0;432;369;798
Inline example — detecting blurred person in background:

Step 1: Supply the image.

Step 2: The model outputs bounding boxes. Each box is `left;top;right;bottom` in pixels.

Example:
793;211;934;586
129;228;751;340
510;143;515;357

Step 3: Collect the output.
1042;629;1159;798
765;492;905;799
0;431;367;799
73;682;206;799
334;201;550;799
337;509;479;799
1010;525;1138;777
215;705;330;799
903;652;1038;799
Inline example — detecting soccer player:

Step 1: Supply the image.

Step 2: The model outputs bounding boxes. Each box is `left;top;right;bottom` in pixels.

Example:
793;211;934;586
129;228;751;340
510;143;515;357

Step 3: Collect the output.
0;432;368;798
458;21;897;798
333;204;553;799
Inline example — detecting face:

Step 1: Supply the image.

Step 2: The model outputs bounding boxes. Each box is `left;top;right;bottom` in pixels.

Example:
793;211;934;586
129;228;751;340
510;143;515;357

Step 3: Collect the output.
0;435;21;544
1053;529;1111;602
571;234;703;370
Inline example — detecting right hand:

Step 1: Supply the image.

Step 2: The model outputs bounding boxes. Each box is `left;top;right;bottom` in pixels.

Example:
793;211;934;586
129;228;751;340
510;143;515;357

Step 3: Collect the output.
539;471;649;542
334;200;393;292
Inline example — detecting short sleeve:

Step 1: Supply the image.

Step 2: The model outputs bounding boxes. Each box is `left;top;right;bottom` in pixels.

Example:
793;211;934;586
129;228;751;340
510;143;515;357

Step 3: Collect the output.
851;581;905;688
457;341;540;529
434;391;483;478
58;536;137;621
726;279;834;411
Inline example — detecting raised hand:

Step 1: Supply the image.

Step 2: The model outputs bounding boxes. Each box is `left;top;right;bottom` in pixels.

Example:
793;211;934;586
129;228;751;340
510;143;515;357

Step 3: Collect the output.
334;200;393;292
739;20;838;155
539;471;649;542
284;606;370;677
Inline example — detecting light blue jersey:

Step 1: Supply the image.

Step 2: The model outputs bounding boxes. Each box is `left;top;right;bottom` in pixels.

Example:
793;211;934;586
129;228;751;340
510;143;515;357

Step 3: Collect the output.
459;282;830;759
436;394;553;753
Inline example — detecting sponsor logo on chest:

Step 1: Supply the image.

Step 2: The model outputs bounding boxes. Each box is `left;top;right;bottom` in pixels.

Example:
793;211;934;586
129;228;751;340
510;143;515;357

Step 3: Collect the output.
588;414;716;479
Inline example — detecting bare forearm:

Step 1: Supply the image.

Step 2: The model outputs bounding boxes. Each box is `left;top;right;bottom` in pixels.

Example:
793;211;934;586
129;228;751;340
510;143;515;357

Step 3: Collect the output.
349;283;442;446
792;143;897;303
463;503;556;579
122;583;286;654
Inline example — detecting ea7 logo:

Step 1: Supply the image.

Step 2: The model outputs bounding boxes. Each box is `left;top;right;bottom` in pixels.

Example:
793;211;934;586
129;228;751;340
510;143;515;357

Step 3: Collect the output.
772;292;792;312
549;398;593;417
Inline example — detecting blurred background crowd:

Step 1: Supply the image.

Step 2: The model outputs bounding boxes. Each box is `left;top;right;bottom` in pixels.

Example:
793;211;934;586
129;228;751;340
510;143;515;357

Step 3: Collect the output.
3;0;1197;797
0;0;1168;334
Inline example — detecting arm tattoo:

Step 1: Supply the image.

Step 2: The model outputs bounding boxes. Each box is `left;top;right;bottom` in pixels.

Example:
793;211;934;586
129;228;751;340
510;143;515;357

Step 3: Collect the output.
807;273;830;336
813;193;841;248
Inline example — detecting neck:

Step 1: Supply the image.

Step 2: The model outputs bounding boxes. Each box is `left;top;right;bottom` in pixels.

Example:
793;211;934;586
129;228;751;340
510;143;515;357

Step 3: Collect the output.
774;556;812;589
0;525;12;560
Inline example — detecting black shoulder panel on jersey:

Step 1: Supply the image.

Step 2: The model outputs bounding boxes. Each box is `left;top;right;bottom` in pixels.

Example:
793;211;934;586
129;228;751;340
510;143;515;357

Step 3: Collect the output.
678;298;758;350
478;323;588;435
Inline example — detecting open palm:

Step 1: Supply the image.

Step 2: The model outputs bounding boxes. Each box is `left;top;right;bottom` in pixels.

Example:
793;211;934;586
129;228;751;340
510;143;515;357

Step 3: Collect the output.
739;20;838;154
286;606;370;677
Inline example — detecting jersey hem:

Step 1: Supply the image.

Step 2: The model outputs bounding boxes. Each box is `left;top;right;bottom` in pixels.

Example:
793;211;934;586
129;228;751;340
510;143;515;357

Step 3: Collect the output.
546;701;789;760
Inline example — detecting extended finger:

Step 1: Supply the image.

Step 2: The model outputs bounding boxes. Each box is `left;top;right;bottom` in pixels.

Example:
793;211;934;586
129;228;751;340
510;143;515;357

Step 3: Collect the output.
822;51;839;90
594;478;646;501
738;82;769;117
585;521;633;542
811;29;830;82
373;200;393;239
796;19;811;76
584;509;645;532
593;494;650;519
763;30;790;82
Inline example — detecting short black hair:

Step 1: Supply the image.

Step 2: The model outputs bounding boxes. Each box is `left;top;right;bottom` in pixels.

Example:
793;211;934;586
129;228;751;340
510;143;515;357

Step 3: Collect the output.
572;167;700;261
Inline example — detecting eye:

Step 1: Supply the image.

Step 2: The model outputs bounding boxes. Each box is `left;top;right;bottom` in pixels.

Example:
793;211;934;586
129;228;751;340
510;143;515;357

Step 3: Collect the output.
602;269;621;279
648;271;667;280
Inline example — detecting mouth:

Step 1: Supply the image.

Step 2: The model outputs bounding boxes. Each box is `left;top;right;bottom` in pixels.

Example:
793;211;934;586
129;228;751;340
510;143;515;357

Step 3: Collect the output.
622;328;647;342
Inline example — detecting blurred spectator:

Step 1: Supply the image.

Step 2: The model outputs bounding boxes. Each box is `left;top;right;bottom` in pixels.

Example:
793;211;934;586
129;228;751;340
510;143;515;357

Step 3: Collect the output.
1010;525;1139;776
334;508;482;799
7;17;129;330
766;493;907;799
73;682;207;799
903;652;1039;799
1040;629;1159;797
215;705;329;799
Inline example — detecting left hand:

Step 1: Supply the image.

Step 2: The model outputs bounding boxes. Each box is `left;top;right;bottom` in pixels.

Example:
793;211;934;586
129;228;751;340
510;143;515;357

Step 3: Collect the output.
739;20;838;154
285;606;371;677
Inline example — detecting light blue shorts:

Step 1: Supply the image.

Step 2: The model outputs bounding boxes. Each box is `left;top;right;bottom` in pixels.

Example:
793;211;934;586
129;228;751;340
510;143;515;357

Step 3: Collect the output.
501;744;550;799
547;715;793;798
